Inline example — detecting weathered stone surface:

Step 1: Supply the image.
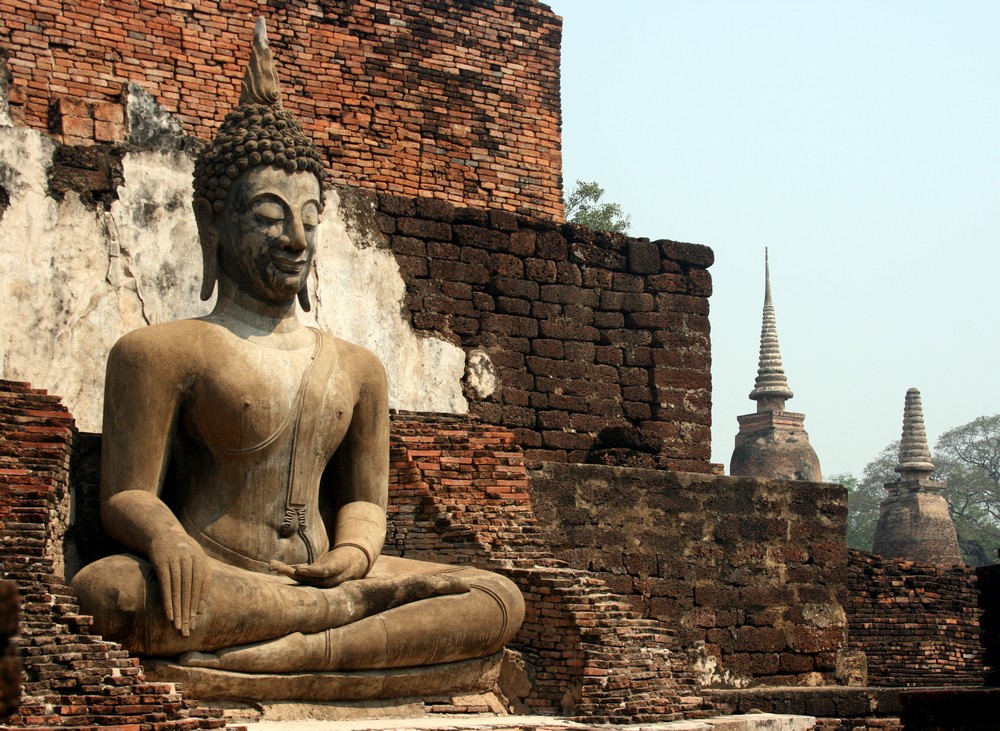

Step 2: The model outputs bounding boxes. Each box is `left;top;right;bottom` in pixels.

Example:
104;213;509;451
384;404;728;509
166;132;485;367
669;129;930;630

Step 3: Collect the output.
730;253;820;481
871;390;962;568
731;412;822;482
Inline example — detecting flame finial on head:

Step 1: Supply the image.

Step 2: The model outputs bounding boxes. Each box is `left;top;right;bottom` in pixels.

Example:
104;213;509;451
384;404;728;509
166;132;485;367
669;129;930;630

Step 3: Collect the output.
192;17;326;310
240;18;282;107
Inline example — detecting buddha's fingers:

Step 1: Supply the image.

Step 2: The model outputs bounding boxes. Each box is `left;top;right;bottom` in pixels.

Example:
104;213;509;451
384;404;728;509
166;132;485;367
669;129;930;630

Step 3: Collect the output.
158;562;175;625
269;559;297;578
180;555;193;635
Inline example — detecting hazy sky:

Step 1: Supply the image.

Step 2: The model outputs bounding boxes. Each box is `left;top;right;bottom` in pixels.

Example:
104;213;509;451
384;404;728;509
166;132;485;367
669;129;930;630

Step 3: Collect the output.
548;0;999;478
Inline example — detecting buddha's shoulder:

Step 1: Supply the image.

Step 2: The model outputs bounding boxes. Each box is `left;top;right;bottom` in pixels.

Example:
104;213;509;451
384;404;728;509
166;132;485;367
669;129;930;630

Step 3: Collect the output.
109;320;217;361
322;334;387;384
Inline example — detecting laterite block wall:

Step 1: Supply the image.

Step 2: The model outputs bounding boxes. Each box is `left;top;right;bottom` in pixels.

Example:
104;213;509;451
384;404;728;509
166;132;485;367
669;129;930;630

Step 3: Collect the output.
0;0;563;217
530;463;850;687
378;195;714;472
386;413;713;721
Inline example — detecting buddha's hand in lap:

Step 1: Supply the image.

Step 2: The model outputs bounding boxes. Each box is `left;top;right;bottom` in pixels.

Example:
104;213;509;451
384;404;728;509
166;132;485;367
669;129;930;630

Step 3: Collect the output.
270;544;371;588
149;529;209;637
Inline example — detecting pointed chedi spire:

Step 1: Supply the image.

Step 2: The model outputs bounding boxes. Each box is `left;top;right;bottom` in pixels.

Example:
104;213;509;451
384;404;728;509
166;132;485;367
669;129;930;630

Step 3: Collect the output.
729;249;822;481
749;248;794;413
896;387;936;478
872;387;963;566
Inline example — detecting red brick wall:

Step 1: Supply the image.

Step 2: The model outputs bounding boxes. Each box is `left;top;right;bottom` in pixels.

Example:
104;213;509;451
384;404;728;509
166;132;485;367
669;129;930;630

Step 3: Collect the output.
0;380;224;729
377;194;715;472
0;0;563;217
846;550;983;687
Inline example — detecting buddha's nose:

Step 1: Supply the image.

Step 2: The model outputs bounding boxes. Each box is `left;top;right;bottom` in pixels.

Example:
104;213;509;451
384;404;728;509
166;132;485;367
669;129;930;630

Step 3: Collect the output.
282;216;308;253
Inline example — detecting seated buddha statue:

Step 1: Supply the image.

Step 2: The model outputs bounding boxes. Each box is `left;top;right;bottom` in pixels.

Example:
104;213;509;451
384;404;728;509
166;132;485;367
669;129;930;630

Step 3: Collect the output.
71;20;523;674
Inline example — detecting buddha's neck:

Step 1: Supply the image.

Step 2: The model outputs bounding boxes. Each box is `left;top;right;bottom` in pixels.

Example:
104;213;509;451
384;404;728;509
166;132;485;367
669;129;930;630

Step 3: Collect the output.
208;276;305;342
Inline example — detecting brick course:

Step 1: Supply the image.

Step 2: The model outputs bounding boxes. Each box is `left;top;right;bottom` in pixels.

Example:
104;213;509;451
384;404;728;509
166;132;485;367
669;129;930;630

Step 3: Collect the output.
8;380;713;723
0;0;563;218
846;550;983;687
365;412;716;720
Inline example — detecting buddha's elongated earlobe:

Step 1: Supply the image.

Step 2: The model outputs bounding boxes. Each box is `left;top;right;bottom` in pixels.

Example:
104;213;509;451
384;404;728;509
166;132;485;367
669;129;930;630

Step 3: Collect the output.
200;242;218;301
193;198;219;301
297;279;311;312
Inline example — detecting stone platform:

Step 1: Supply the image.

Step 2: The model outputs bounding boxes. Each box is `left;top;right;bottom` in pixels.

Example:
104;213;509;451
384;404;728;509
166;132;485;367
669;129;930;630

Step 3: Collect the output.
235;713;816;731
144;653;503;703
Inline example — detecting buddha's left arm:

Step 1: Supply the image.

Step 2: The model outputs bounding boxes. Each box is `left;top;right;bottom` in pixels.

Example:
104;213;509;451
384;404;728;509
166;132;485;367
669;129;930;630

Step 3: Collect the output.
333;349;389;566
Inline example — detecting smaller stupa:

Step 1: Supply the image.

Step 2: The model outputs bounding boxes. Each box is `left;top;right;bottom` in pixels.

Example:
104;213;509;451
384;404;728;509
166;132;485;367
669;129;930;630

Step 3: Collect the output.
872;388;963;566
730;250;822;481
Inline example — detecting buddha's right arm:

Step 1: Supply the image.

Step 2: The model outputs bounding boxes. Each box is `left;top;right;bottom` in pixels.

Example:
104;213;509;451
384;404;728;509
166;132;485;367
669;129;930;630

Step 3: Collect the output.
98;330;208;636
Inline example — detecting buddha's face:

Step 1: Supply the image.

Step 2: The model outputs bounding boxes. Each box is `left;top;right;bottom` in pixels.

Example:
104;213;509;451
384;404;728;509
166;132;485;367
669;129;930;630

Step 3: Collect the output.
216;166;322;305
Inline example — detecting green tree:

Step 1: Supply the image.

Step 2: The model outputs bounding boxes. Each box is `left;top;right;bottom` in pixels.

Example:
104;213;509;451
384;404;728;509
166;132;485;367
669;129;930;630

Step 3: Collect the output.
565;180;631;234
934;415;1000;565
833;441;897;552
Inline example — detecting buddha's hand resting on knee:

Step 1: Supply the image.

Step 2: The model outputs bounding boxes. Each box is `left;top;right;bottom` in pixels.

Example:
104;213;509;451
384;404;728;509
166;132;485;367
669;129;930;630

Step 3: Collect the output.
269;544;370;588
149;529;209;637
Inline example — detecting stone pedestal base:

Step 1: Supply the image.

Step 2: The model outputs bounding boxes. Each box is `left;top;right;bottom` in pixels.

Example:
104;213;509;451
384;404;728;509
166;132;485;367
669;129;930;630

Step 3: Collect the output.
143;651;504;703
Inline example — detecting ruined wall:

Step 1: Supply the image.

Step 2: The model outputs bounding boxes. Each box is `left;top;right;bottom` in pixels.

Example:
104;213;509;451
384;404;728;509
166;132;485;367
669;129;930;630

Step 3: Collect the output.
0;380;224;729
378;196;714;472
0;104;714;469
846;550;983;687
530;463;850;687
6;379;710;723
0;0;562;218
385;414;712;721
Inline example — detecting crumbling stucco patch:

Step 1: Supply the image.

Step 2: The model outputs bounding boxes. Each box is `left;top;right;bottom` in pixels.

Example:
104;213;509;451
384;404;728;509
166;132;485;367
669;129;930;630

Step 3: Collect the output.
464;349;499;401
0;121;467;429
308;187;468;414
0;126;125;430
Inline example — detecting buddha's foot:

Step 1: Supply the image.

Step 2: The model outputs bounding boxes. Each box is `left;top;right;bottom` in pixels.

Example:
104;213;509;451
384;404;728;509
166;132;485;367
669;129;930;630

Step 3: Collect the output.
345;572;469;619
178;633;309;672
177;650;222;669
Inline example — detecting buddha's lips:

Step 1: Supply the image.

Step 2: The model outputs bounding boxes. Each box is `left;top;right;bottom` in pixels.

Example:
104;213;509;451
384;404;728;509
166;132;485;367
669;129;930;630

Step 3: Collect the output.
271;257;309;273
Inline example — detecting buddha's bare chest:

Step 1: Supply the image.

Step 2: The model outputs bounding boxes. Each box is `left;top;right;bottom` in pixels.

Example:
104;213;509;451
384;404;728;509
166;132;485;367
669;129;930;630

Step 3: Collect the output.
181;339;352;457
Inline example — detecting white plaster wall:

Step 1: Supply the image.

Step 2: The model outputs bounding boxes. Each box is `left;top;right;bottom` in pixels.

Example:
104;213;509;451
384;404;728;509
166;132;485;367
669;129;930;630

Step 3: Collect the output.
0;124;466;432
309;188;468;415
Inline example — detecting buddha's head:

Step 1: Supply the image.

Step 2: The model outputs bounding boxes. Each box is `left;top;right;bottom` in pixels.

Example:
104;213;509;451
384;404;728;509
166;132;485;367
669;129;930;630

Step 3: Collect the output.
193;19;325;311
